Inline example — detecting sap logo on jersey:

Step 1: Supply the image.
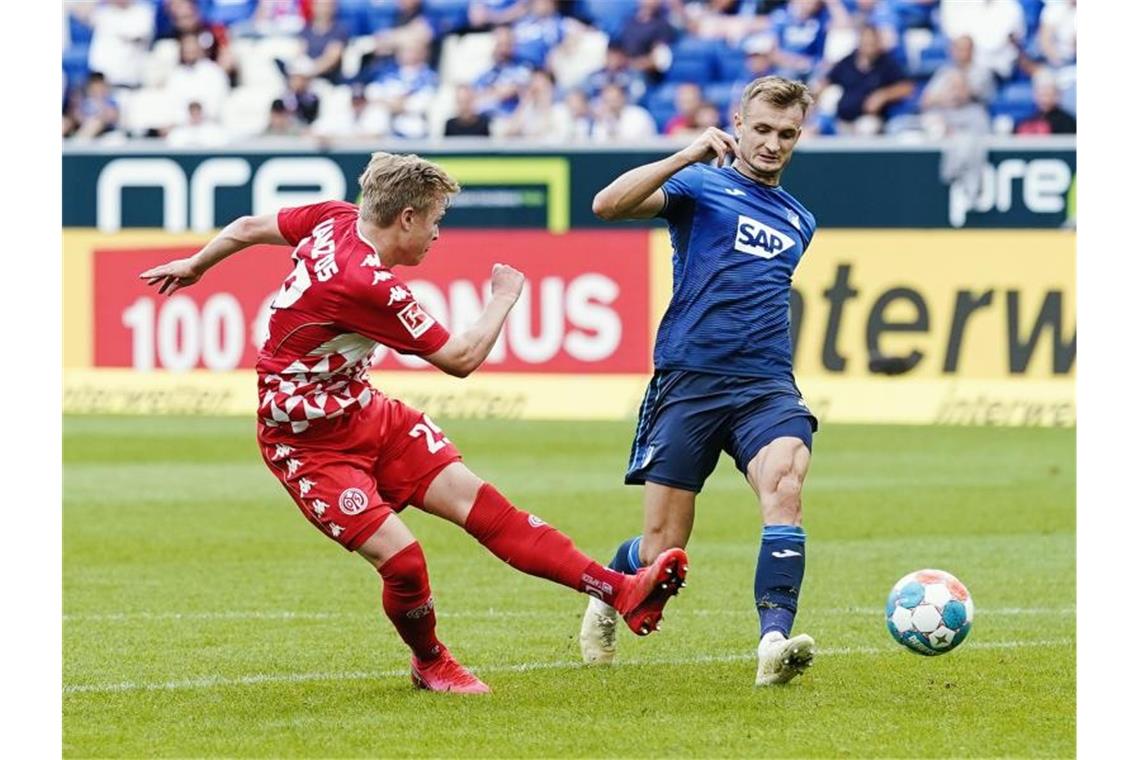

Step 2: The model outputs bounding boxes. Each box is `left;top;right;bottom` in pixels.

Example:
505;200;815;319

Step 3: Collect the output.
734;215;795;259
398;301;436;338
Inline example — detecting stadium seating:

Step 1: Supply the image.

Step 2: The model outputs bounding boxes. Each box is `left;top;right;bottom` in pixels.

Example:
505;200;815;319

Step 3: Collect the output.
61;0;1065;142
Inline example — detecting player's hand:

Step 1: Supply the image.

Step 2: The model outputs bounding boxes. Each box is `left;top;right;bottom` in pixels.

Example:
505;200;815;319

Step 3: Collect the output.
490;262;525;302
139;257;204;295
677;127;740;168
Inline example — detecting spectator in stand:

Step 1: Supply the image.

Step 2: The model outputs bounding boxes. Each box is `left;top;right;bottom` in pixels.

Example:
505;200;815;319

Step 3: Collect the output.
472;26;534;118
1015;69;1075;135
281;58;321;126
87;0;155;88
234;0;306;36
444;84;492;136
511;0;571;69
312;85;390;140
923;36;995;111
551;88;594;142
840;0;898;57
730;33;780;105
663;82;703;136
160;0;238;85
693;101;723;130
1038;0;1076;69
370;39;438;138
265;98;304;135
769;0;835;80
938;0;1025;82
301;0;350;83
467;0;529;32
165;31;231;123
585;43;648;104
681;0;766;46
159;0;237;85
1033;0;1076;113
373;0;436;60
916;68;990;138
166;100;229;147
616;0;680;83
589;82;658;141
494;68;562;139
816;25;913;135
63;72;120;139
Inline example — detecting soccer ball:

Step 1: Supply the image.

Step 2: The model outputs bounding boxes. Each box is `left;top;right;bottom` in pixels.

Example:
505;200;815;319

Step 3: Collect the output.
885;568;973;656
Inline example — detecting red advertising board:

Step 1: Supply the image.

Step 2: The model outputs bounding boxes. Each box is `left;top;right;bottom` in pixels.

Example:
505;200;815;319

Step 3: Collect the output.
93;230;651;373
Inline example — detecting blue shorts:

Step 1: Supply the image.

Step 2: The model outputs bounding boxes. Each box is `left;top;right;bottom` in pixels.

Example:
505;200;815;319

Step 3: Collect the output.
625;370;818;493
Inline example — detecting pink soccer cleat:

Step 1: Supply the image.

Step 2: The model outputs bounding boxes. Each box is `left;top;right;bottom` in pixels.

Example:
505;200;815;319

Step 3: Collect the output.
613;547;689;636
410;649;491;694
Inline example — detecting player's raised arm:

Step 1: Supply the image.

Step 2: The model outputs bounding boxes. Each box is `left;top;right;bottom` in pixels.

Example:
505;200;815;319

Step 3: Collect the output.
139;212;288;295
424;263;525;378
592;127;740;221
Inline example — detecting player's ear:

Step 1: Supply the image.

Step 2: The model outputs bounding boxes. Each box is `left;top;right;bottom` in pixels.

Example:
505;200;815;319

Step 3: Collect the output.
399;206;416;230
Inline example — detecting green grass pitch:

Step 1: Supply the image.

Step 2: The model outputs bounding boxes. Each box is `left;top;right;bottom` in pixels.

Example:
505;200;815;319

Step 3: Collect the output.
64;416;1074;757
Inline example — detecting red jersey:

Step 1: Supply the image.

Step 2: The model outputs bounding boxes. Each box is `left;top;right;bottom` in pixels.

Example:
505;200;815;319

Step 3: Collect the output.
256;201;450;434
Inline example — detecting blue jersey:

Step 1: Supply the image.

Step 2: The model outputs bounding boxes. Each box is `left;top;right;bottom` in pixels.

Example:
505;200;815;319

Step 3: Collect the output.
654;163;817;380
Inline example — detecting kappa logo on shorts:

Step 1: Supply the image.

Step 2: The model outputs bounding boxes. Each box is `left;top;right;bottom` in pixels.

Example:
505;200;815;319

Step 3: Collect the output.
338;487;369;515
397;301;435;338
527;514;547;528
734;214;795;259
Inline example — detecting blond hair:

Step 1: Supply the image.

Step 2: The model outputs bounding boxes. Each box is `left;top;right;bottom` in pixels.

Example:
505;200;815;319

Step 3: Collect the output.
357;152;460;226
739;76;814;117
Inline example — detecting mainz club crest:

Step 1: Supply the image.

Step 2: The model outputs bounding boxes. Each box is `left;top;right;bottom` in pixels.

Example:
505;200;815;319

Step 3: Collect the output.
338;487;368;515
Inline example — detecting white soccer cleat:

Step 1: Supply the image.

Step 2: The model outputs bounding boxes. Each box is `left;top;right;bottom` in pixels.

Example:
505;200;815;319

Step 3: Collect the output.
755;631;816;686
579;595;618;664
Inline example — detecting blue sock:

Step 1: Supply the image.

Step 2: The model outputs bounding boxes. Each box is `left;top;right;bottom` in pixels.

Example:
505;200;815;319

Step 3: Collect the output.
755;524;806;638
609;536;643;574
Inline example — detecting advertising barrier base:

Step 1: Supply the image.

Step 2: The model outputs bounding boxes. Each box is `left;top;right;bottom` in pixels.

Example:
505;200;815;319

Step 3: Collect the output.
63;369;1074;427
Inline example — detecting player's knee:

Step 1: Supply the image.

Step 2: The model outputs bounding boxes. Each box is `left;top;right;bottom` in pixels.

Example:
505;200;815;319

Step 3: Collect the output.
774;472;804;515
377;541;428;585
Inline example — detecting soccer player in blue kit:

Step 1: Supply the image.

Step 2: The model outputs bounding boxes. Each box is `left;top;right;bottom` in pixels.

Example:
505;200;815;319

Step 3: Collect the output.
580;76;819;685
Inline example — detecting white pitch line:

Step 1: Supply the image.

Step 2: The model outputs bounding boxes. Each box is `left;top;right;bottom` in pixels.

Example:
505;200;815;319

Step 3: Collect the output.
63;638;1073;695
63;606;1075;622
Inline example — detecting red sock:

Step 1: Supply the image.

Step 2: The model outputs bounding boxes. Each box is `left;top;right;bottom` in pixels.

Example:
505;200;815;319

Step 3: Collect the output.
377;542;444;662
464;483;628;607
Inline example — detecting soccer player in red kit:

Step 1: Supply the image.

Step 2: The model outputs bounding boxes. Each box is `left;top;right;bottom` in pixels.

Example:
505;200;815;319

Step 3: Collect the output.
139;152;687;694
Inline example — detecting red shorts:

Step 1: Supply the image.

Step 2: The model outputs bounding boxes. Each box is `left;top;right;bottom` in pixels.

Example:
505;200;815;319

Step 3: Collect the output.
257;395;462;551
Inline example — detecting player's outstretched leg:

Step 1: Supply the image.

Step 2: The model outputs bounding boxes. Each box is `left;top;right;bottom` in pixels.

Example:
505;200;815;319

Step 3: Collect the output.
748;435;815;686
580;536;642;664
359;519;489;694
461;481;687;634
580;484;696;664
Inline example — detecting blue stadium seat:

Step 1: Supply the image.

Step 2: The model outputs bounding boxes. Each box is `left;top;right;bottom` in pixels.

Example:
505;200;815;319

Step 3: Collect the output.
990;81;1037;123
665;57;713;84
913;37;948;77
362;0;400;33
67;13;93;46
1018;0;1045;39
666;38;716;84
63;46;90;93
336;0;375;36
714;46;747;83
579;0;638;39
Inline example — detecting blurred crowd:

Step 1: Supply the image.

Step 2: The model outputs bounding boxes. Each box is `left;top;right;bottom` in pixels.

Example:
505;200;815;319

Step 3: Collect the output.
62;0;1077;146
